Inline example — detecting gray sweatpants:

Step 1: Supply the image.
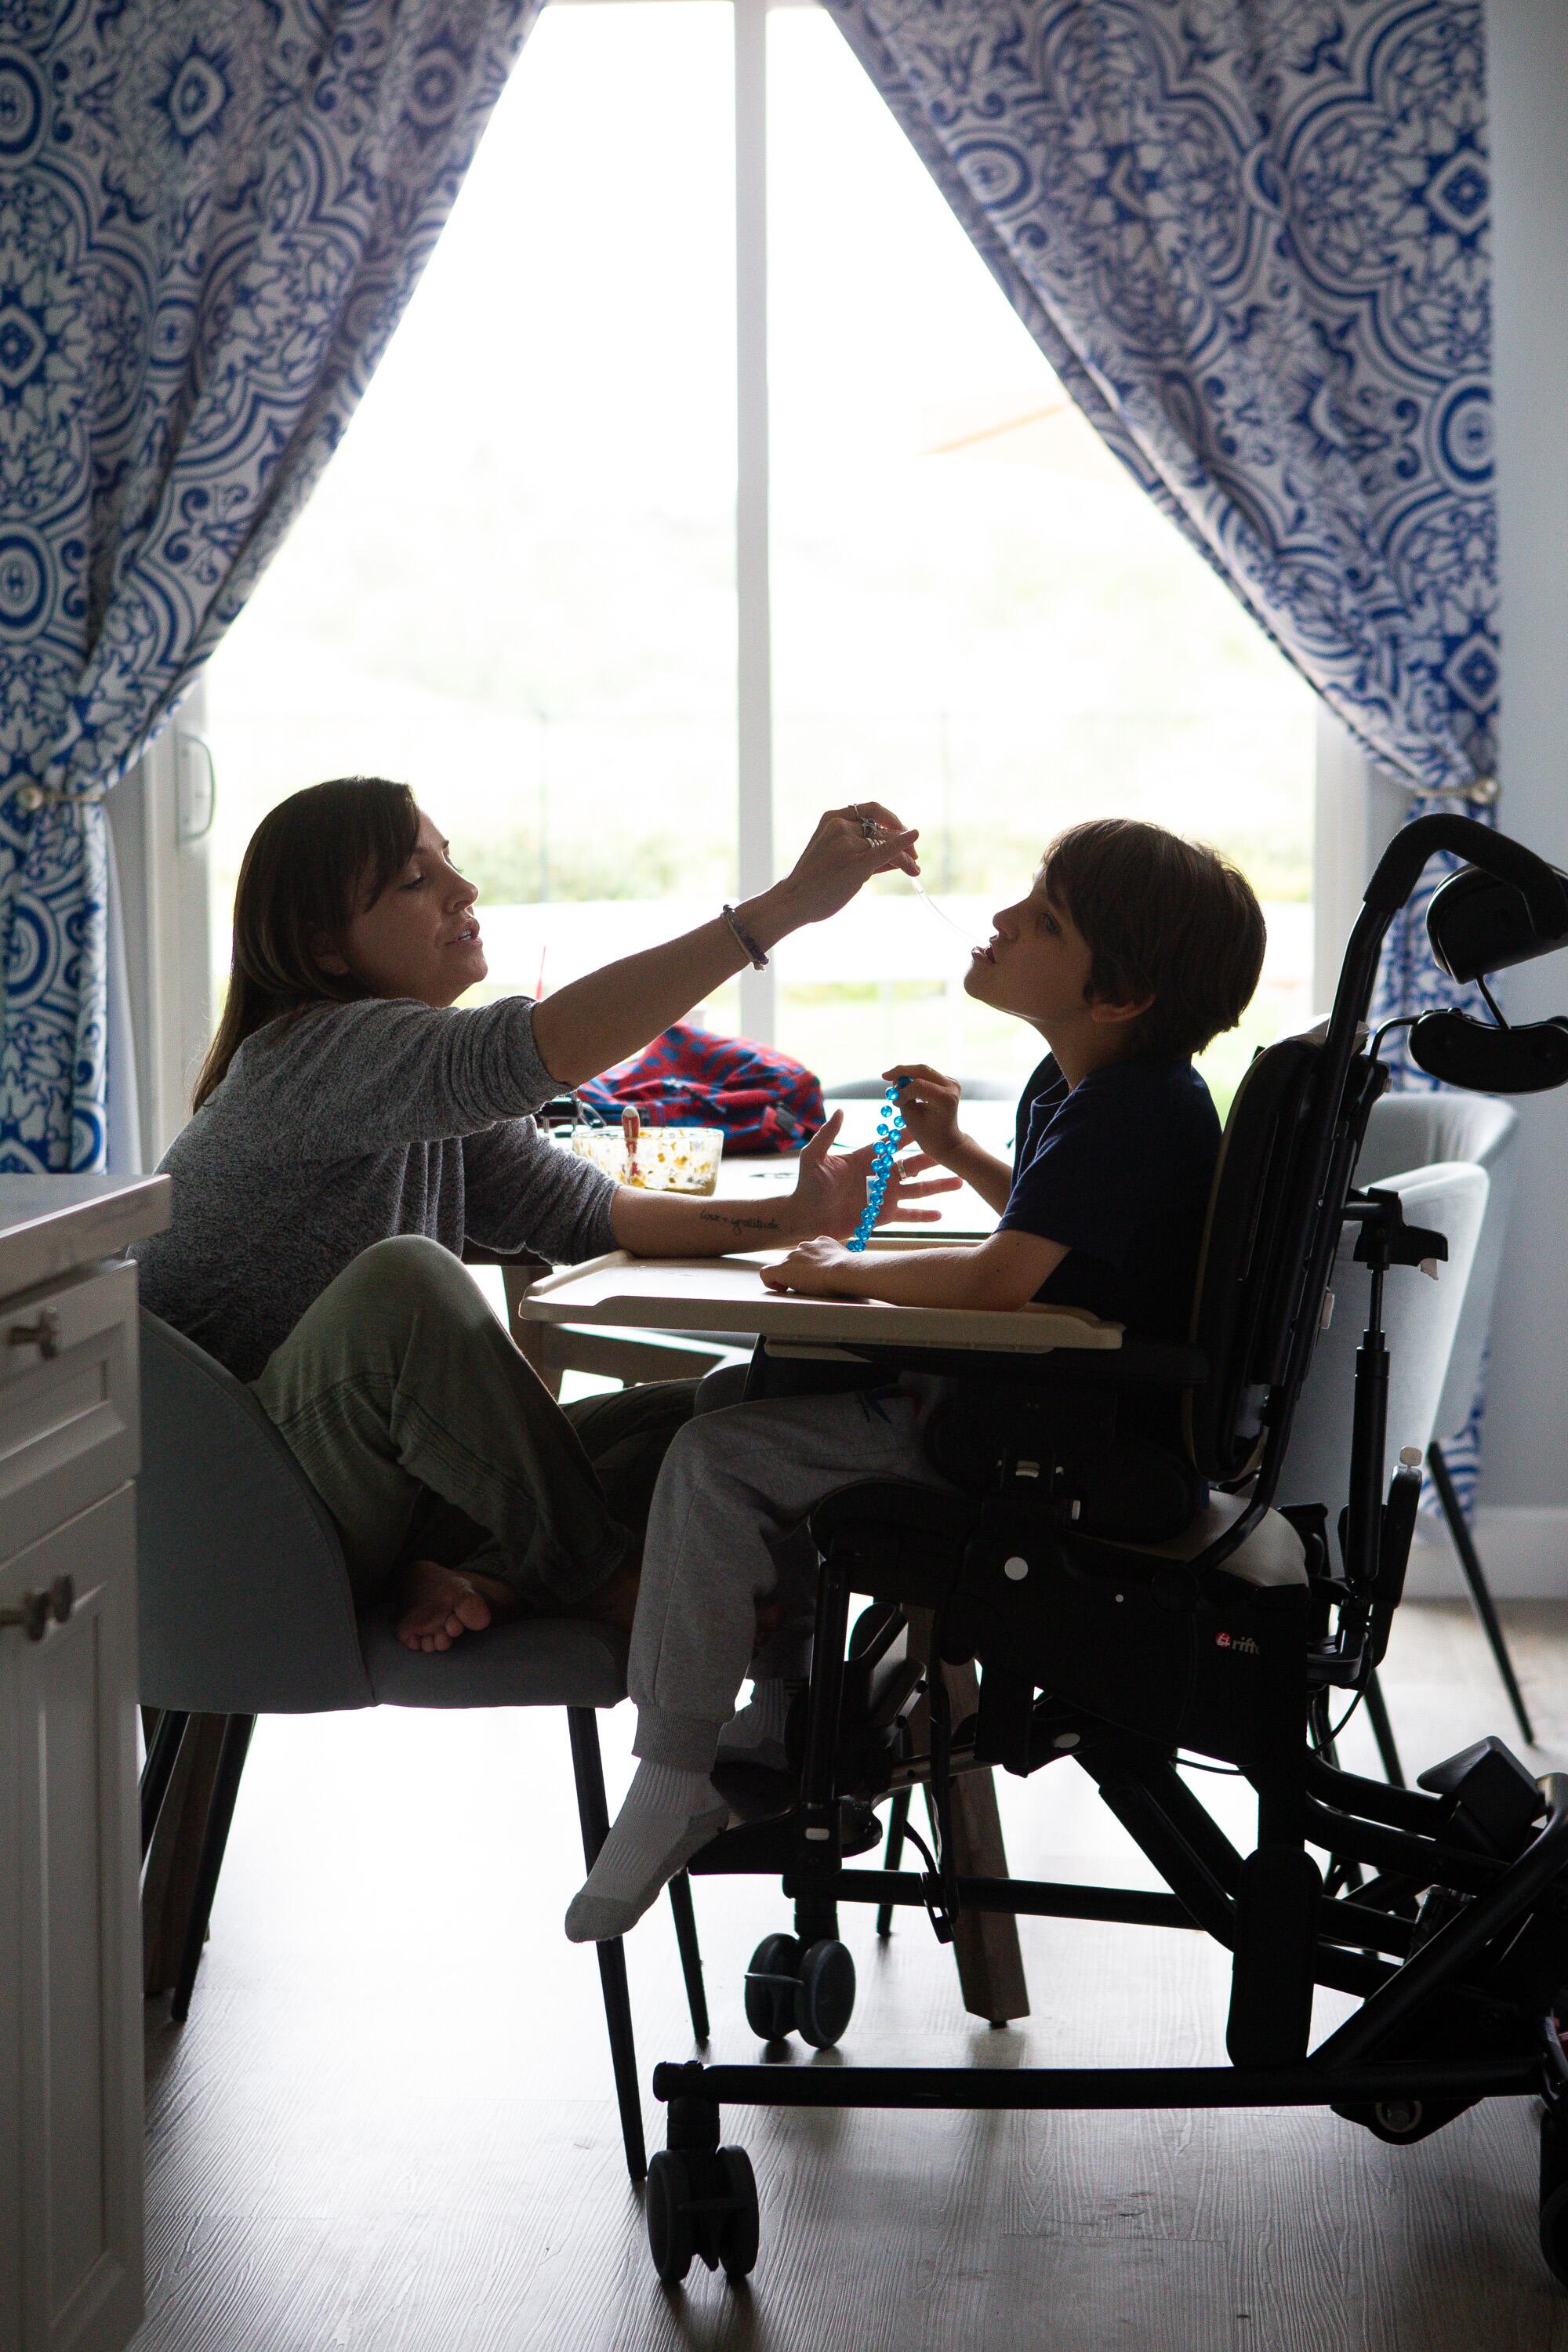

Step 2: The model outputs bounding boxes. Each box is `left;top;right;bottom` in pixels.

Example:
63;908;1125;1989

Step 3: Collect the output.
251;1233;695;1608
629;1385;950;1771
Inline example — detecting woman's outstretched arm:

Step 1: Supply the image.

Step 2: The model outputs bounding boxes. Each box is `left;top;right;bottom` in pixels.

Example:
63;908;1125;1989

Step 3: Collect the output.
528;804;917;1087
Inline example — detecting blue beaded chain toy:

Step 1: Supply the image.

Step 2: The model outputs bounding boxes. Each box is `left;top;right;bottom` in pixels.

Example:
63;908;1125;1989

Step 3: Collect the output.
847;1077;907;1253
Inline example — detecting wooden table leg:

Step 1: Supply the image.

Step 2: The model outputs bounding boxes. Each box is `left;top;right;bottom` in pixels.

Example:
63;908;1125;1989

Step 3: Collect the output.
904;1619;1029;2026
140;1708;228;1998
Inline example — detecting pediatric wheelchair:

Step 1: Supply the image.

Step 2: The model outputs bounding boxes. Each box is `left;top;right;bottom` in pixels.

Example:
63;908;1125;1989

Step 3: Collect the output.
641;813;1568;2290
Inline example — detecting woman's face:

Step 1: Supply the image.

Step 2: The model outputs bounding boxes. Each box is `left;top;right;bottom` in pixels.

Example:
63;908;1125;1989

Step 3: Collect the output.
320;810;488;1007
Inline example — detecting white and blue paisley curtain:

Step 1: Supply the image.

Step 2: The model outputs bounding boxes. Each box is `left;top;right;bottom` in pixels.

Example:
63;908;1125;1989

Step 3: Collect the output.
829;0;1497;1499
0;0;541;1174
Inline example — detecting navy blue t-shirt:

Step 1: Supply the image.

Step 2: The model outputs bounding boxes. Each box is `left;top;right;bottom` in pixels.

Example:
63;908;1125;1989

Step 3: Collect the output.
998;1052;1221;1342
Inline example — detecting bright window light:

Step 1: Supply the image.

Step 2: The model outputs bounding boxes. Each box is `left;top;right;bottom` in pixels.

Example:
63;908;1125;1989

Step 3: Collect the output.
201;0;1312;1116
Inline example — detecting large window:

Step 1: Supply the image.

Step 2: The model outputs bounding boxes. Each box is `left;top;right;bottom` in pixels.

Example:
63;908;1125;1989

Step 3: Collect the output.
202;0;1313;1111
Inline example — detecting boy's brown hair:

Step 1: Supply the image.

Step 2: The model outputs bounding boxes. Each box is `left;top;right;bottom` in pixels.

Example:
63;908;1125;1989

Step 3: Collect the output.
1042;818;1265;1060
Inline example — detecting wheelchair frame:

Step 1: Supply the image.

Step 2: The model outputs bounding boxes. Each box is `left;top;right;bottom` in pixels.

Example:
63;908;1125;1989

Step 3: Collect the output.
640;814;1568;2290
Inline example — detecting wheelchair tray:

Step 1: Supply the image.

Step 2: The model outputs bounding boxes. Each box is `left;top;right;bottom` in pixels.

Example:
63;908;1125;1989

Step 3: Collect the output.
512;1247;1124;1356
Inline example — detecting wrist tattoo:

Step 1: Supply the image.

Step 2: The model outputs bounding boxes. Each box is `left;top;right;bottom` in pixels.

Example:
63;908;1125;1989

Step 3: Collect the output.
697;1210;781;1235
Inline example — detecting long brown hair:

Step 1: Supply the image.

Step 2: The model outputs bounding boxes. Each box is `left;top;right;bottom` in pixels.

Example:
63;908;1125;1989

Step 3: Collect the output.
194;777;422;1111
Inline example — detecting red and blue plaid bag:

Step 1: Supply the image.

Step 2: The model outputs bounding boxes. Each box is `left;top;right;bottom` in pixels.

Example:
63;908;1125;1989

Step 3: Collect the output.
576;1023;826;1155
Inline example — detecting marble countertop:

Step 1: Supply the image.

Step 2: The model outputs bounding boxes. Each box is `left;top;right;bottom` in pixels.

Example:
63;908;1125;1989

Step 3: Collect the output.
0;1172;171;1301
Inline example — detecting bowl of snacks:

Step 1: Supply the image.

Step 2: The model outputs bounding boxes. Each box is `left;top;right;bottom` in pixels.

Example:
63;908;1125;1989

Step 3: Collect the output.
569;1113;725;1196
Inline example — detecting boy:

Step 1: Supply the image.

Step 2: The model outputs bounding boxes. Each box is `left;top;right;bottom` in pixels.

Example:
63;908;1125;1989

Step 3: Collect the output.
567;818;1267;1940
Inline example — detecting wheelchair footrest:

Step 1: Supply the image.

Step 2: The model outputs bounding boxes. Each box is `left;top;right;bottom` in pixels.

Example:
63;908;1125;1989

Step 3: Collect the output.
688;1802;884;1877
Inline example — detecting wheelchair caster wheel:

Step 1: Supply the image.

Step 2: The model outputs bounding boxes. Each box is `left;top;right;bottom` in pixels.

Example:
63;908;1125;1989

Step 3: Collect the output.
715;2145;760;2281
647;2150;696;2285
745;1933;802;2041
795;1937;855;2049
1541;2111;1568;2287
646;2144;760;2285
1543;2180;1568;2290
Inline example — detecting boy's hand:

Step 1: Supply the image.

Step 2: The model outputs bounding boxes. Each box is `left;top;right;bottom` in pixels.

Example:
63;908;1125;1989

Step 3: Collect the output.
789;1110;961;1240
883;1063;967;1161
760;1236;861;1296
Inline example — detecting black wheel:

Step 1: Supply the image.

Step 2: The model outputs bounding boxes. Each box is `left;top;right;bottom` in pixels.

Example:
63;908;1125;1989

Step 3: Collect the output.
1542;2181;1568;2291
647;2150;696;2285
715;2146;760;2281
1542;2110;1568;2288
744;1933;801;2042
795;1937;855;2049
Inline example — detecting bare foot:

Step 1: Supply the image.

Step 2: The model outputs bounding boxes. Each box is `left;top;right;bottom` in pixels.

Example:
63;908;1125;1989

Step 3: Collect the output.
394;1559;519;1653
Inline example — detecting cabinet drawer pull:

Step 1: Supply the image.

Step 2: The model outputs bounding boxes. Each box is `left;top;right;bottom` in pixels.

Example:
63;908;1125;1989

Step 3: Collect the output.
8;1308;60;1359
0;1577;74;1641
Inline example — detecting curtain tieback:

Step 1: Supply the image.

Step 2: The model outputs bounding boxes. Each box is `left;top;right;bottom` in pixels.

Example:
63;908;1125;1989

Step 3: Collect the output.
11;783;107;813
1403;773;1498;807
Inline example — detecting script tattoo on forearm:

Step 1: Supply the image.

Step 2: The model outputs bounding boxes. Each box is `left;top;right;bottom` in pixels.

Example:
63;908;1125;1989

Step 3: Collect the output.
696;1210;782;1236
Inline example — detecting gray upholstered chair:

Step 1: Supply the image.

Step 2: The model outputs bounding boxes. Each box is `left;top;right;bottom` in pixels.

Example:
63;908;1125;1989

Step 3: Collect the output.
1276;1156;1490;1784
1348;1091;1527;1738
135;1309;706;2181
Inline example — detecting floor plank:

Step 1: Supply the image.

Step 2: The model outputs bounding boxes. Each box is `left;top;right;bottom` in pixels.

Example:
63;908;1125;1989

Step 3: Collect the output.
132;1601;1568;2350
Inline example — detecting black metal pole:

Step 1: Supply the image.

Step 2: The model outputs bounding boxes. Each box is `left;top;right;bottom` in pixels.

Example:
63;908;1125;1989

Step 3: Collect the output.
1363;1671;1406;1789
566;1708;648;2182
170;1713;254;2023
667;1873;709;2045
1428;1439;1534;1744
652;2053;1537;2114
877;1788;911;1939
140;1706;189;1862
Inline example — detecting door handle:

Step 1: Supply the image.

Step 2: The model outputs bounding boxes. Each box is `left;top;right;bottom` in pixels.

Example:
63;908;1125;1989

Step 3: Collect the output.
8;1308;60;1359
0;1577;74;1641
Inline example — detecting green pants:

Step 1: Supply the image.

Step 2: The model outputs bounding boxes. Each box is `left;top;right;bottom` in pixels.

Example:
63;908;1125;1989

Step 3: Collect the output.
251;1234;698;1607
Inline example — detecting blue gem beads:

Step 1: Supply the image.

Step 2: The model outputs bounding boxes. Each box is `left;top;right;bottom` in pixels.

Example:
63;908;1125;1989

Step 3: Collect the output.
847;1080;906;1253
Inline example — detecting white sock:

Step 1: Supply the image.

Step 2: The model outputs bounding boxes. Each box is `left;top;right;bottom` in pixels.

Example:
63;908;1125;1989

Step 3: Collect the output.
717;1679;791;1768
564;1762;727;1944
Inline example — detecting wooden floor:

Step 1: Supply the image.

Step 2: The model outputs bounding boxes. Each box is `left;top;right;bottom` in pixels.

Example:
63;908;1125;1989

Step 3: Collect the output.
132;1602;1568;2352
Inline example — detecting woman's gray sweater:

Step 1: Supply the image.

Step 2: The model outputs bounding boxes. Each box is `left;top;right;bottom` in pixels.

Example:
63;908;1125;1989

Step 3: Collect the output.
132;995;617;1381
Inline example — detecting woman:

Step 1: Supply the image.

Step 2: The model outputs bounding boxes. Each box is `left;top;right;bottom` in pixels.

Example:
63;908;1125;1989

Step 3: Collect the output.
133;777;955;1653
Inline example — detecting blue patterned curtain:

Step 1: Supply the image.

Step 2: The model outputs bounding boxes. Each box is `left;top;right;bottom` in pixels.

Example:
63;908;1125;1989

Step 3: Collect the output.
0;0;541;1173
829;0;1497;1497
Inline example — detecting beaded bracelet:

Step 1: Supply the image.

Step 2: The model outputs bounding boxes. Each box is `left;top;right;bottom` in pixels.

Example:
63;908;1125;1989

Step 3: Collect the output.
722;902;769;970
847;1078;908;1253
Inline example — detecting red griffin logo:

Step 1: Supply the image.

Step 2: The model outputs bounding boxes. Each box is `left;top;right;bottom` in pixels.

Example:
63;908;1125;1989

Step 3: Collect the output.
1214;1630;1260;1655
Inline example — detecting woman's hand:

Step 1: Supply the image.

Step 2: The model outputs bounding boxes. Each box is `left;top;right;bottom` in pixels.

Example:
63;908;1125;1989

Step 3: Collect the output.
760;1236;863;1297
763;804;920;934
788;1110;961;1240
882;1062;967;1162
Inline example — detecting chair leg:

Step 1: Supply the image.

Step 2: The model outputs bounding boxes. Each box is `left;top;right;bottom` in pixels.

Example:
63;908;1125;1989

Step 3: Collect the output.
170;1714;256;2022
877;1787;912;1940
566;1708;648;2183
667;1872;709;2045
1428;1440;1534;1744
139;1708;190;1862
1363;1671;1406;1790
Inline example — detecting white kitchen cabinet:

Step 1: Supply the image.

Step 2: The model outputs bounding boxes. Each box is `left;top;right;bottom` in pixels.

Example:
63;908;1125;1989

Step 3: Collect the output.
0;1177;170;2352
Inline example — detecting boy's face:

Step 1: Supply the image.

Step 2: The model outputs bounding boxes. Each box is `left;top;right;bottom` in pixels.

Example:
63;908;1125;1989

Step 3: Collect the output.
965;869;1148;1044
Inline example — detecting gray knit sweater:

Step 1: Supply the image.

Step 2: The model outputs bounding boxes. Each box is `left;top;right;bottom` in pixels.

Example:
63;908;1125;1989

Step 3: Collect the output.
132;996;616;1381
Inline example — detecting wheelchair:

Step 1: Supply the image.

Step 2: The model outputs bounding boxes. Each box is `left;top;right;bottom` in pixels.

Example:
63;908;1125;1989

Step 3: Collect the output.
639;812;1568;2292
